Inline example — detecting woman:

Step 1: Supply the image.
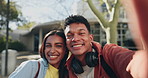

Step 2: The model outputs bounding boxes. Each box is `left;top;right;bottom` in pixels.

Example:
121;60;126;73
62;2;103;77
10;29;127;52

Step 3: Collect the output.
9;29;69;78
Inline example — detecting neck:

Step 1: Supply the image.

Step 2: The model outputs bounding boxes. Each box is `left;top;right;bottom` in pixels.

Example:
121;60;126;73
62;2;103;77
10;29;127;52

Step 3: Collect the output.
75;54;86;66
75;48;93;66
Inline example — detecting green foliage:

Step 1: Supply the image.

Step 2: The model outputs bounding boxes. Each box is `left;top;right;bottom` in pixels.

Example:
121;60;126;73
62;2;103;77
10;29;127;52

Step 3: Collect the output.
9;2;22;21
0;0;24;29
0;36;26;52
9;41;26;51
17;22;36;29
0;36;6;52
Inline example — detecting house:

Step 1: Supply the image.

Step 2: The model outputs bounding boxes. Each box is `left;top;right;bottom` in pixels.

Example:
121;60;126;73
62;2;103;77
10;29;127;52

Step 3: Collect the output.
20;21;64;52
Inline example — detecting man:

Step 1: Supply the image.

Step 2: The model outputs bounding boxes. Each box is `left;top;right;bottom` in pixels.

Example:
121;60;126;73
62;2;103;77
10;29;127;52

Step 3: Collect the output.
63;15;142;78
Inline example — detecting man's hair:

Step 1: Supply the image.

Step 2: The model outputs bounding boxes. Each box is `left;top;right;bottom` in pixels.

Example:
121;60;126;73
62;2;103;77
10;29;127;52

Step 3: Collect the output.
64;15;91;32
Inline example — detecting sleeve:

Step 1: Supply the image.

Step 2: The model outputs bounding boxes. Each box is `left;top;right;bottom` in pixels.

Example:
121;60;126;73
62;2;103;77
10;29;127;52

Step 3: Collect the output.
102;44;135;78
8;60;38;78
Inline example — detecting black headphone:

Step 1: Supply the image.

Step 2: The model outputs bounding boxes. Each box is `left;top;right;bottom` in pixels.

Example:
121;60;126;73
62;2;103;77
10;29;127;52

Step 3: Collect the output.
71;48;99;74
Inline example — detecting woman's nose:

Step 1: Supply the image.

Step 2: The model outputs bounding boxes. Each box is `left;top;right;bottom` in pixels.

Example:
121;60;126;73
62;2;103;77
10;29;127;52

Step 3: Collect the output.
50;47;55;53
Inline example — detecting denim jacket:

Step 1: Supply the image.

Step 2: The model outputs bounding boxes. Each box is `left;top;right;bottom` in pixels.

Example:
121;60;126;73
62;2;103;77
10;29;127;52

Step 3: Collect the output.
9;58;48;78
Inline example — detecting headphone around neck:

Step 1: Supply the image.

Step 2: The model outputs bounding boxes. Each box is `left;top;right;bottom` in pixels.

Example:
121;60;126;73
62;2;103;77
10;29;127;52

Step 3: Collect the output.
71;48;99;74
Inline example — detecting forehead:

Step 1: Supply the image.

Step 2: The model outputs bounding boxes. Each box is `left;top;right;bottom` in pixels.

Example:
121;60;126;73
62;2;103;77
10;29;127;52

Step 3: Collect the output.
46;35;64;43
64;23;88;33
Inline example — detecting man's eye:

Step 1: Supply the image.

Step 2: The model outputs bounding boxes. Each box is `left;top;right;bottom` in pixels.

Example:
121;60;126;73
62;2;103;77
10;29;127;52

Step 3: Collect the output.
79;33;85;35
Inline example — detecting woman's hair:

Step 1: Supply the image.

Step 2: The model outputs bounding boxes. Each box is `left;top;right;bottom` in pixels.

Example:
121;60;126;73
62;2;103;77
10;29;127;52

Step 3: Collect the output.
39;29;69;78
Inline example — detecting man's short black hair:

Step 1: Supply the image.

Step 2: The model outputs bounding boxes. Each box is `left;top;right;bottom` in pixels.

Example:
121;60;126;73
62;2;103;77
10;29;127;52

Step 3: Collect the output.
64;15;91;33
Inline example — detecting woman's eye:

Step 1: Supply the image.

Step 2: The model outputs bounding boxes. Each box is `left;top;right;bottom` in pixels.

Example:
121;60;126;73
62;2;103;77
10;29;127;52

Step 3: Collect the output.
67;35;71;37
67;35;72;39
56;45;63;48
66;33;73;38
45;45;51;47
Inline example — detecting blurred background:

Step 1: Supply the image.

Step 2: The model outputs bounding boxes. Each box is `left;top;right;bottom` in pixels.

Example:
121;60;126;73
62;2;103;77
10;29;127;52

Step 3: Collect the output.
0;0;138;77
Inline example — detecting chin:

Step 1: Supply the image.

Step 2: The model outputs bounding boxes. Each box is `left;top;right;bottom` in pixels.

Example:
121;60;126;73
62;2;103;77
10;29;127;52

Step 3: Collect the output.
72;51;85;56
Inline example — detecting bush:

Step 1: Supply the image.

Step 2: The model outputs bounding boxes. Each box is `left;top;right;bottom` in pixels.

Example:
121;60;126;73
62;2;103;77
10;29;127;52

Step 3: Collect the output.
0;37;26;52
9;41;26;51
0;37;6;52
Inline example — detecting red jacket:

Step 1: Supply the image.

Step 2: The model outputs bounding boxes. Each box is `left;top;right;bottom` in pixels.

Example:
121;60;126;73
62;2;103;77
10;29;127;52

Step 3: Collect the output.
66;41;135;78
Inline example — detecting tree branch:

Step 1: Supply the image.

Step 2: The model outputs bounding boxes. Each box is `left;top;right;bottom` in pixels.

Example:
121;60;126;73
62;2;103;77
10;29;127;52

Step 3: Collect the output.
87;0;109;28
103;0;112;13
111;0;120;23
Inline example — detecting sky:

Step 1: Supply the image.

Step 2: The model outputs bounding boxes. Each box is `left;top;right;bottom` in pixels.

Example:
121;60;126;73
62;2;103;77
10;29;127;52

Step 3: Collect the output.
9;0;80;30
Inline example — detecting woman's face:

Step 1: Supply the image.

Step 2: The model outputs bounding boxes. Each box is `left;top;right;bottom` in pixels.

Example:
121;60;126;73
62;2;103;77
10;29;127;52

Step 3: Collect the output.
44;35;66;68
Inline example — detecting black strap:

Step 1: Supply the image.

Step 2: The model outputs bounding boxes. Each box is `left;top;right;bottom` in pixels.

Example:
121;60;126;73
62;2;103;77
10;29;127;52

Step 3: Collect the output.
34;61;40;78
100;55;117;78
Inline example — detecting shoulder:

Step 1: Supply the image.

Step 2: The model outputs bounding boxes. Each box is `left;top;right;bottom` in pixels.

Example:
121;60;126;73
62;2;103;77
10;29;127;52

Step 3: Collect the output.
101;44;135;77
14;59;39;72
103;43;133;54
20;60;39;68
92;41;102;53
104;43;119;49
38;58;48;66
101;43;135;65
9;60;39;78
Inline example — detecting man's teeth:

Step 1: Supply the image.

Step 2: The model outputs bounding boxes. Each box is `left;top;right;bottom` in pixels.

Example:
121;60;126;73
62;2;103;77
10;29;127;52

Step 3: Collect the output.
73;45;82;47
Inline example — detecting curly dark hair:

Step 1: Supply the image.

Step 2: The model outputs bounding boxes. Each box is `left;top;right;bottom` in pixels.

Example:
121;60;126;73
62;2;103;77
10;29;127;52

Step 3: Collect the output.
64;15;91;33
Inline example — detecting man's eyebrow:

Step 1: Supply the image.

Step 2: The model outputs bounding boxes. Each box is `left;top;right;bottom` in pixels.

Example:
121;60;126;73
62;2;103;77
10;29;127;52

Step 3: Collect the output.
79;29;86;31
66;28;86;34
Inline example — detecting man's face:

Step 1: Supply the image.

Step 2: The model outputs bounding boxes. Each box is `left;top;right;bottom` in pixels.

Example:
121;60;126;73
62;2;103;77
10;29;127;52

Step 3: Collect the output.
64;23;93;56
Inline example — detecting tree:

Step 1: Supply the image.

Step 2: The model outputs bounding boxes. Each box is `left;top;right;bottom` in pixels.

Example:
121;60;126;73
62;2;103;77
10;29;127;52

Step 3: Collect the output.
45;0;75;21
85;0;121;44
0;0;23;30
17;22;36;30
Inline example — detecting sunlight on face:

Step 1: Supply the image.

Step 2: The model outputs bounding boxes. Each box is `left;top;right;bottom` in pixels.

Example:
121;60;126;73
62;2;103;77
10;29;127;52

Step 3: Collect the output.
64;23;93;57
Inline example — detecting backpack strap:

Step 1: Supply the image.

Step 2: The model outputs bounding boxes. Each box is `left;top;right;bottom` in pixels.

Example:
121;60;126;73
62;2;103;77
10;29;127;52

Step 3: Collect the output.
100;55;117;78
34;61;40;78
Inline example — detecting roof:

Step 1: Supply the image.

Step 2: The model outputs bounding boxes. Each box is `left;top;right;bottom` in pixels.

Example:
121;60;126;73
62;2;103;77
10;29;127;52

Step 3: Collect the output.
23;20;64;35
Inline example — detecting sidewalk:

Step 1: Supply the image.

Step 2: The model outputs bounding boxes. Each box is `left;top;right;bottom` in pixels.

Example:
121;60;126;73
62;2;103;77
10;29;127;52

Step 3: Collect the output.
0;51;40;78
